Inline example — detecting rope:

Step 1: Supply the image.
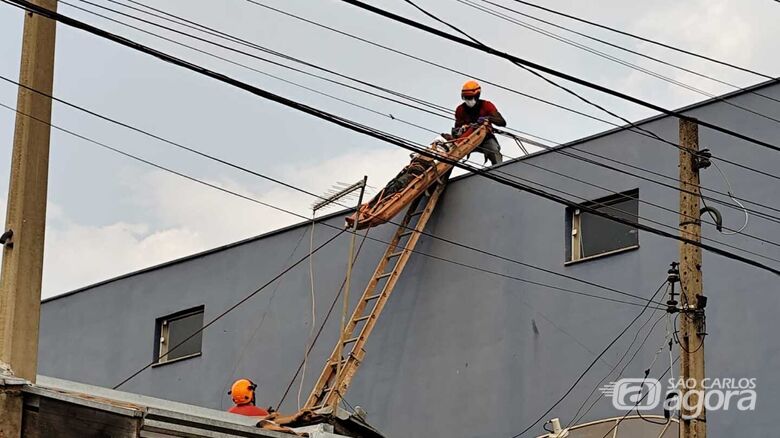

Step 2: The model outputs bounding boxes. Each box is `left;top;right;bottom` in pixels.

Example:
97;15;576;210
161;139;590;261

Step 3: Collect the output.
298;214;317;410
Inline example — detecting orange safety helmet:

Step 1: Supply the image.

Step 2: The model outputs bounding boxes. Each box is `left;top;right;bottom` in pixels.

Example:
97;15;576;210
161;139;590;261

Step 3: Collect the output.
461;80;481;98
229;379;257;405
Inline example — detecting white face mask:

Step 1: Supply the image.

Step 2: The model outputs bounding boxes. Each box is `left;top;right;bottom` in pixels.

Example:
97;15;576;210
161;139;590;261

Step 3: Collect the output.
464;98;477;108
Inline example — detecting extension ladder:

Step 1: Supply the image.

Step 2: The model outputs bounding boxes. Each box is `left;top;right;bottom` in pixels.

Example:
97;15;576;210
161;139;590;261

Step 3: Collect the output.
304;179;448;410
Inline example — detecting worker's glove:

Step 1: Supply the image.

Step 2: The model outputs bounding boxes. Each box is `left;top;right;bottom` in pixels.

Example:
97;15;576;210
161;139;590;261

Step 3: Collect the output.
477;116;491;124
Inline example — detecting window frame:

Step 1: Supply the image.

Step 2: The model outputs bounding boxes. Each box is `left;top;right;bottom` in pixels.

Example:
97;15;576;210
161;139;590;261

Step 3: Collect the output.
153;305;204;366
566;189;639;265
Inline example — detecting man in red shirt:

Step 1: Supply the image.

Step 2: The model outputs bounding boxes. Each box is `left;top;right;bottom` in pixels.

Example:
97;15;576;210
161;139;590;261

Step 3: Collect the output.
227;379;270;417
454;80;507;165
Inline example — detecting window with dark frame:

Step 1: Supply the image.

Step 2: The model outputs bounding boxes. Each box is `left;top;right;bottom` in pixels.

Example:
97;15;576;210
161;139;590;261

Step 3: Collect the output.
155;306;204;364
567;190;639;263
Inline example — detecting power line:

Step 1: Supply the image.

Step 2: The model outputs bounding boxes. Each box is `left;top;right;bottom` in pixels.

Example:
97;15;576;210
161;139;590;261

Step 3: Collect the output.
58;0;780;245
338;0;780;159
507;0;775;80
0;101;667;311
568;310;667;427
5;68;778;284
460;0;780;127
477;0;780;106
113;228;347;389
508;279;667;437
12;7;777;251
0;100;675;394
69;0;780;224
69;0;453;119
6;0;778;275
237;0;780;222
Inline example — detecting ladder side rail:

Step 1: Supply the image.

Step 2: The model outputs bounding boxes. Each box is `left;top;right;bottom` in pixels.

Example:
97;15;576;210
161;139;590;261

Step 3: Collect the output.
304;196;426;409
326;182;448;406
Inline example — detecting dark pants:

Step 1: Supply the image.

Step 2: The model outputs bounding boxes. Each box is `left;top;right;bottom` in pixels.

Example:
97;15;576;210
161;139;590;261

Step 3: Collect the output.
477;136;503;166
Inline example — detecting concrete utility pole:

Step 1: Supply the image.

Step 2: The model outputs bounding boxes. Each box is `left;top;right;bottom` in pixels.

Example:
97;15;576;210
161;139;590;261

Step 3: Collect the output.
678;118;707;438
0;0;57;435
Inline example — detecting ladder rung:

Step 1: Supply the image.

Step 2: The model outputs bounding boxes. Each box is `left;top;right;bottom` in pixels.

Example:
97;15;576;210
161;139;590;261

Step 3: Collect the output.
409;210;424;217
375;272;393;280
343;336;360;345
387;251;404;259
311;403;325;411
399;231;414;238
364;293;381;302
328;358;348;367
353;315;371;323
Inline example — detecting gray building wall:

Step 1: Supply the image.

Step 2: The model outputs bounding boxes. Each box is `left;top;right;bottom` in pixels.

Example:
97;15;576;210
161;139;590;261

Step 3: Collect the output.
38;82;780;438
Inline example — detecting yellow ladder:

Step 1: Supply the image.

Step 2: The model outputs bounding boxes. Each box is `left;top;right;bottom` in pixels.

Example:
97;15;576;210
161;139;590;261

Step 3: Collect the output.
304;180;448;410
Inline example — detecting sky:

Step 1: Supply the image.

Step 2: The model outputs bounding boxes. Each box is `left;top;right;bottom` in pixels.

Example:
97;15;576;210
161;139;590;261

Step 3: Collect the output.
0;0;778;298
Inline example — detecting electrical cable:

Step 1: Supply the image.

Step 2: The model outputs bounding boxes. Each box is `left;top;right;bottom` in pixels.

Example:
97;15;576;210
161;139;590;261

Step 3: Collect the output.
5;0;778;276
29;0;780;236
276;227;370;410
507;0;775;80
0;101;666;321
70;0;453;120
596;356;680;438
507;279;668;437
338;0;780;167
567;305;666;427
477;0;780;106
113;227;347;389
240;0;780;223
86;0;780;198
461;0;780;127
70;0;780;222
394;0;780;188
707;160;749;235
221;227;307;411
0;82;678;307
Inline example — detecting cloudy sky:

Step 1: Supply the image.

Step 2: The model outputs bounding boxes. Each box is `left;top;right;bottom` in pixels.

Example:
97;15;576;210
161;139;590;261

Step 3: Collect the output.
0;0;778;297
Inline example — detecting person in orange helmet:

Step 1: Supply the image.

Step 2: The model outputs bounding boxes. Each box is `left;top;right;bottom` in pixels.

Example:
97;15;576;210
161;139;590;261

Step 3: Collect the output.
227;379;270;417
454;80;506;165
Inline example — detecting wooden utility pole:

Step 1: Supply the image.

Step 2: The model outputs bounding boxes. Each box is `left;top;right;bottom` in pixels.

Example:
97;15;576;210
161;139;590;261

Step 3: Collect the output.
0;0;57;435
678;118;707;438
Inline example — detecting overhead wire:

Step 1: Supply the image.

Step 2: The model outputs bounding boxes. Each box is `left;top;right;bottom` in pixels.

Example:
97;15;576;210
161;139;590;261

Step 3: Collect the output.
338;0;780;176
0;100;677;396
238;0;780;223
5;69;776;285
5;0;778;275
507;279;668;437
49;2;780;247
221;227;307;410
0;77;683;305
476;0;780;106
459;0;780;127
115;226;347;389
276;228;371;410
398;0;780;192
0;101;666;315
75;0;780;224
506;0;775;80
596;357;680;438
569;310;668;427
75;0;453;119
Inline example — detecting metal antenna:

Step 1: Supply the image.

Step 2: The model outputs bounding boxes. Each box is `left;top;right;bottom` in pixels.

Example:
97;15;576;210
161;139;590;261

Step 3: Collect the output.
312;178;371;213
